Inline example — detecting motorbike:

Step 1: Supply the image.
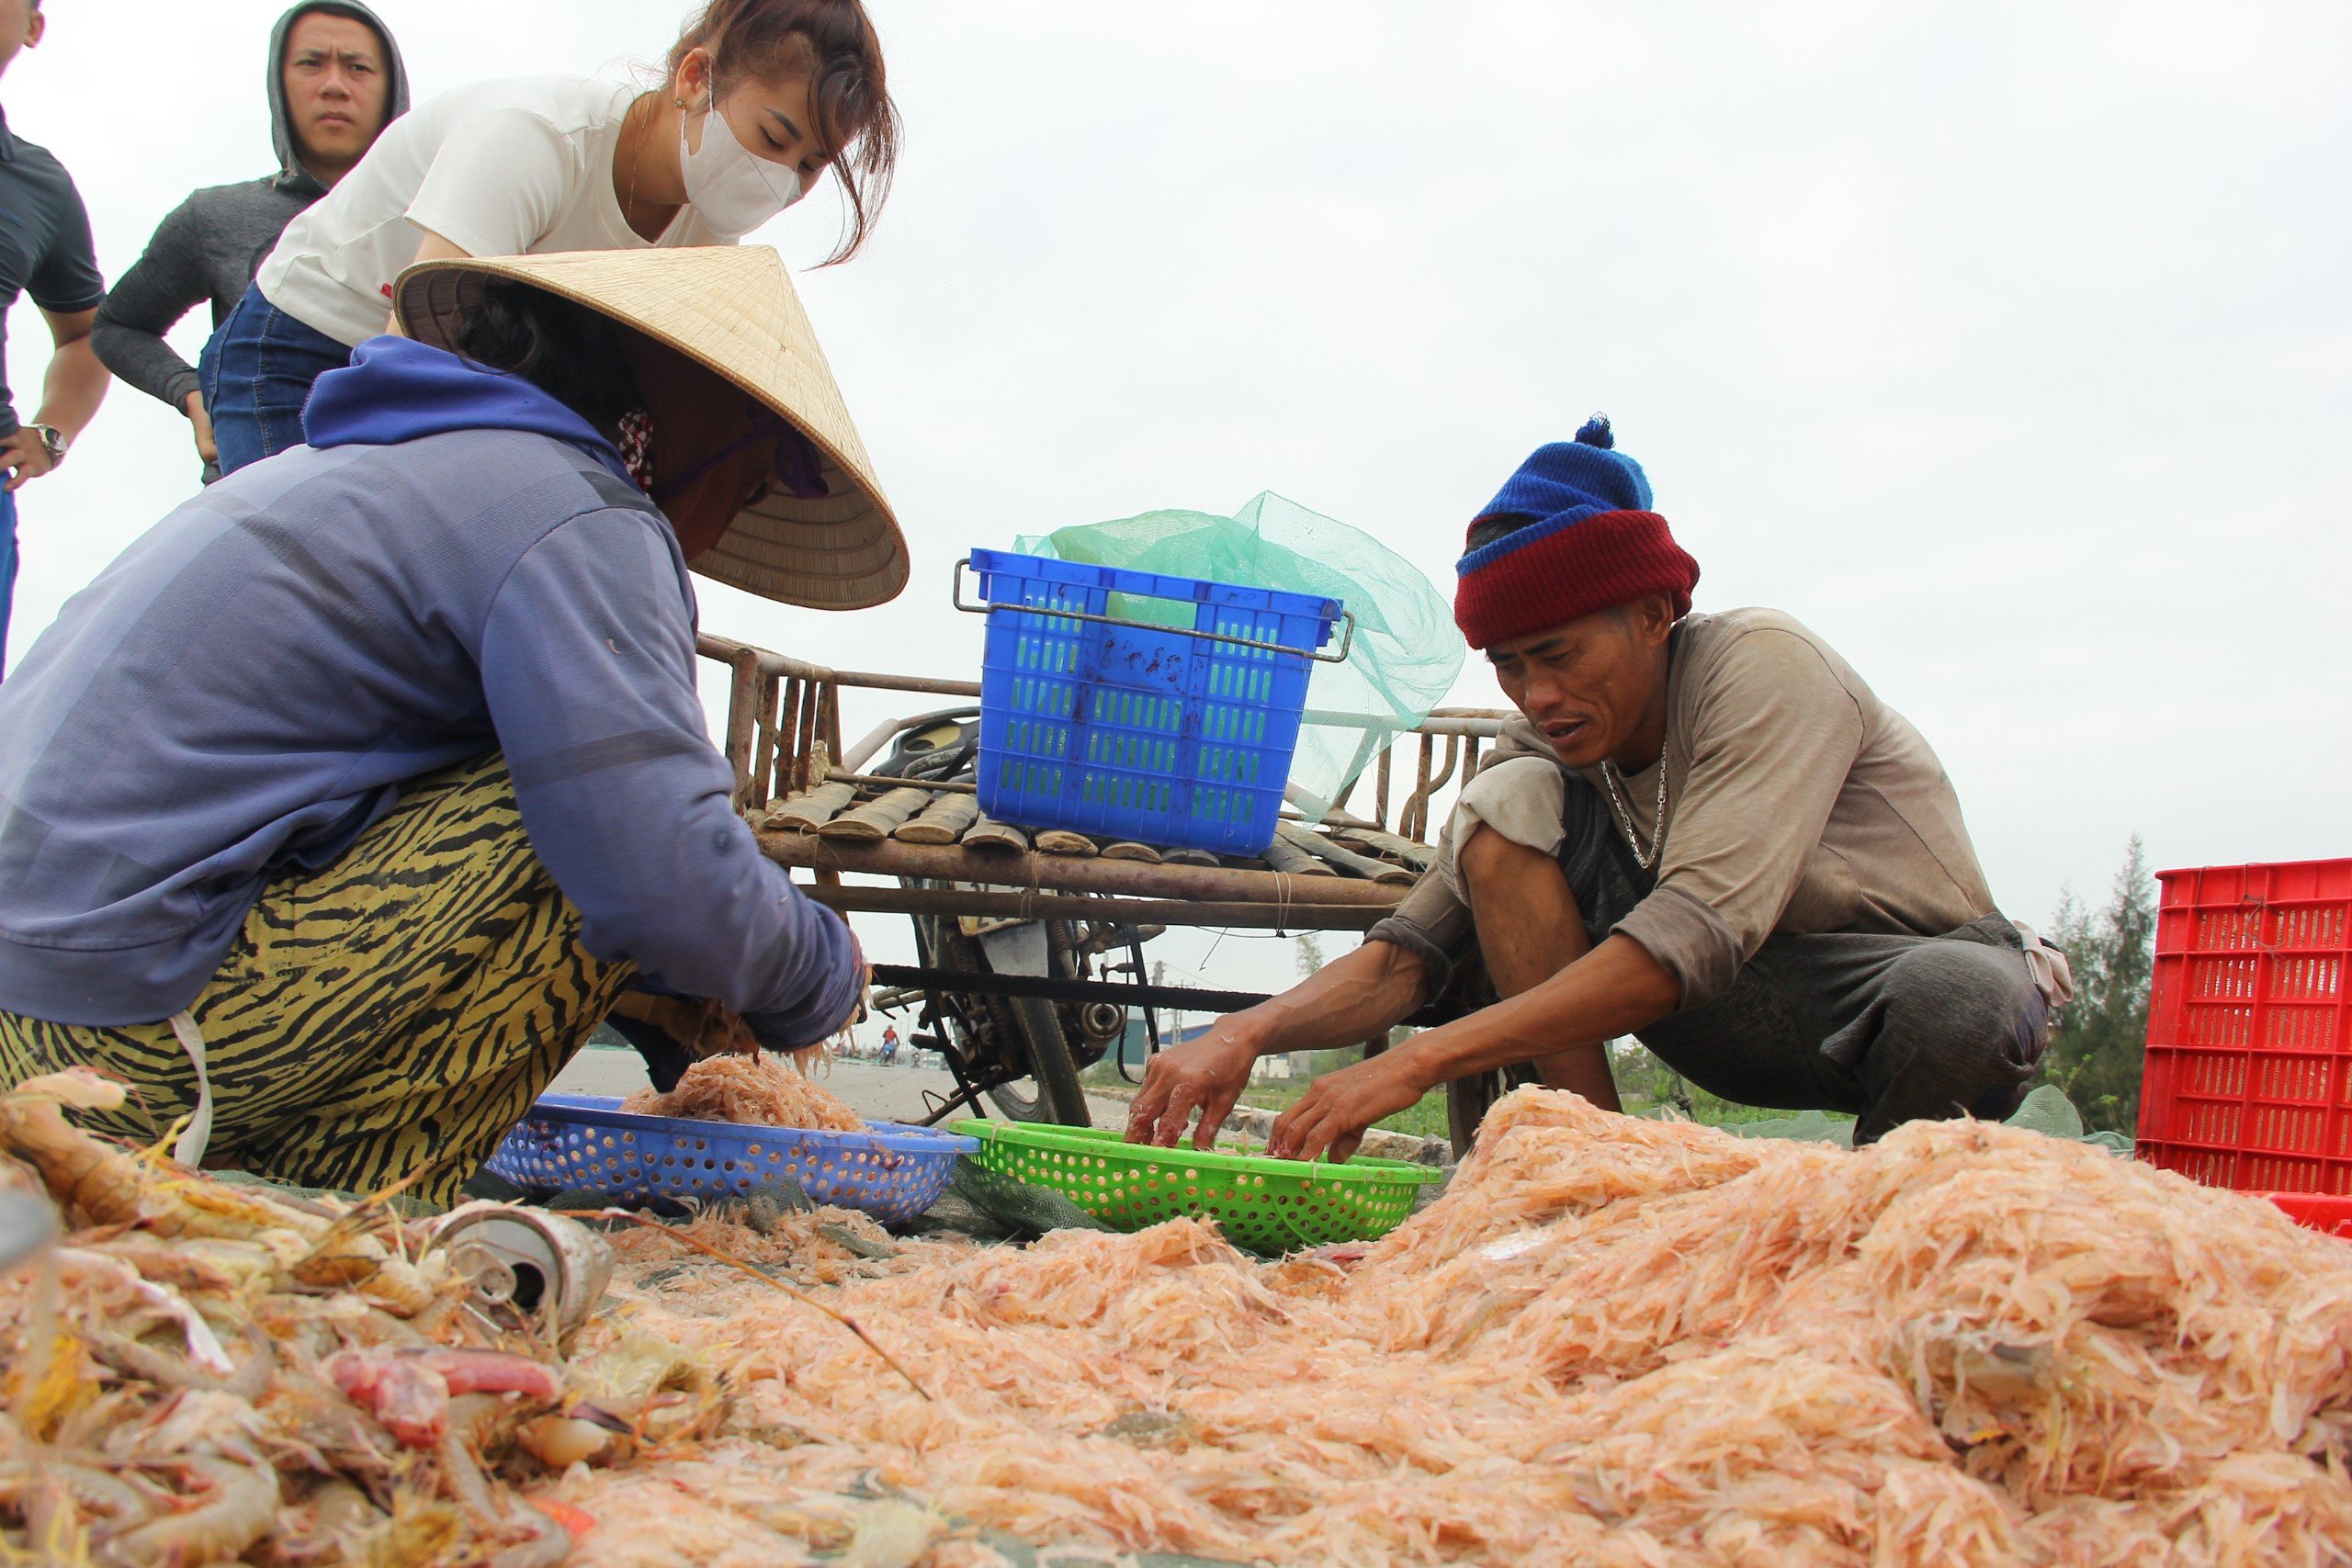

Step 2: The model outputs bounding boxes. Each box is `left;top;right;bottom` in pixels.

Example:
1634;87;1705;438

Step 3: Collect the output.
863;710;1164;1126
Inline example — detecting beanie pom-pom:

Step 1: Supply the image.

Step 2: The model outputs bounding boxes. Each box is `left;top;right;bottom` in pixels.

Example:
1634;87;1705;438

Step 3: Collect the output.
1574;414;1614;450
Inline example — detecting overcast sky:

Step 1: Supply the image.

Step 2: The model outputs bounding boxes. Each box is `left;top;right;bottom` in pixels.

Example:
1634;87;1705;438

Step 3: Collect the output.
6;2;2347;1001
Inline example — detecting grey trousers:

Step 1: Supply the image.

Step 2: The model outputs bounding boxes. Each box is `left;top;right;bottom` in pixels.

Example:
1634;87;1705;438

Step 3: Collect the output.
1541;775;2048;1145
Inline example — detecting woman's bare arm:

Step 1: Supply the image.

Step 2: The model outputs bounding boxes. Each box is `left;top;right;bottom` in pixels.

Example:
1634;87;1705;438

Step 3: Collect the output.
382;230;473;335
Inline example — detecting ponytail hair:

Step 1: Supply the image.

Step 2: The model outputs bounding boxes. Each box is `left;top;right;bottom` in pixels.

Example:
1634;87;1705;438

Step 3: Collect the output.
668;0;900;265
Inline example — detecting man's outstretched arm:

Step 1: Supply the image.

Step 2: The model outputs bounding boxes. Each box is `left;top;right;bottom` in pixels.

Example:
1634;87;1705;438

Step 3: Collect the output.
1268;932;1680;1163
1126;939;1430;1150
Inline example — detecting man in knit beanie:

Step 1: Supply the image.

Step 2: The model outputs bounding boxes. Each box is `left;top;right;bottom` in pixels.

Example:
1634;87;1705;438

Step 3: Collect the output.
1131;418;2071;1161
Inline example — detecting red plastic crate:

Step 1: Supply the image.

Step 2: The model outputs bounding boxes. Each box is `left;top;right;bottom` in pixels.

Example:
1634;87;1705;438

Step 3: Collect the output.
2267;1192;2352;1239
2137;860;2352;1194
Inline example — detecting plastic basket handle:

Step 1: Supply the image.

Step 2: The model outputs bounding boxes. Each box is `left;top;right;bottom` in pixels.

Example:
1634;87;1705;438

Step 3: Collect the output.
954;558;1356;664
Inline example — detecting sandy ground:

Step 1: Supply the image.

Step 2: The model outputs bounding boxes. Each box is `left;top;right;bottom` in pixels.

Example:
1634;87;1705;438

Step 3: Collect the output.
548;1046;1136;1128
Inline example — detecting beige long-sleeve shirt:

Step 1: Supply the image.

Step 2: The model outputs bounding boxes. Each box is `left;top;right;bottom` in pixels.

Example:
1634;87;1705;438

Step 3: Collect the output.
1369;607;1998;1009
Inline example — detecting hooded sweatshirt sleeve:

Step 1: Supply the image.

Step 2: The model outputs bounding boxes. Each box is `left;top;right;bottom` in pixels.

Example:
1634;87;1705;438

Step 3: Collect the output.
476;502;862;1043
92;197;212;409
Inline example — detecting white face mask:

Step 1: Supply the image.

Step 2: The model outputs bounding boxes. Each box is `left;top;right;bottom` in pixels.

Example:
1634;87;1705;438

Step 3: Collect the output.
679;86;806;238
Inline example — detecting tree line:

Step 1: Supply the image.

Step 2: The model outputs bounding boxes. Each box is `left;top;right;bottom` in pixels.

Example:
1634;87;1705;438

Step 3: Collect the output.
2037;835;2156;1136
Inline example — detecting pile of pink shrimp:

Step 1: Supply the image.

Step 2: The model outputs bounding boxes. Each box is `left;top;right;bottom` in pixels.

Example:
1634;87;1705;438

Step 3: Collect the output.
620;1052;863;1133
543;1088;2352;1567
0;1068;719;1565
15;1060;2352;1567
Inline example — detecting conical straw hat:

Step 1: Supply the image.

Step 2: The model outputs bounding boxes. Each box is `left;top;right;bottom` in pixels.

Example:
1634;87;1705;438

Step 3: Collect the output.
394;246;909;611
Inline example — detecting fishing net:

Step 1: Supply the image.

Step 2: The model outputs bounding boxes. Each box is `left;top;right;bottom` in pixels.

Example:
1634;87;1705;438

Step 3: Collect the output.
1017;493;1465;820
944;1156;1115;1240
1721;1083;2136;1154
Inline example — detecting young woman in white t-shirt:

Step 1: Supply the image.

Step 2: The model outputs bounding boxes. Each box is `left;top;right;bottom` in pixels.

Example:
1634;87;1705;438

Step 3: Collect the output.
203;0;899;476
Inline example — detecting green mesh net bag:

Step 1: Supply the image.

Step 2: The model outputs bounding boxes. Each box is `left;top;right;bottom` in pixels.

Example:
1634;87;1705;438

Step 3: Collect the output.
1713;1084;2132;1154
1016;493;1465;819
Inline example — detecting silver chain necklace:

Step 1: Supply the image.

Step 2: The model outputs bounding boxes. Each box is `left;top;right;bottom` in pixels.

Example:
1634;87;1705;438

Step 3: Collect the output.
1599;757;1668;871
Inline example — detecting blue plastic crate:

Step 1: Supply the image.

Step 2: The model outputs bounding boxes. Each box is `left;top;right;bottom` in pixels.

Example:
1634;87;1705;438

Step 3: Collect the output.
960;549;1343;854
485;1094;976;1224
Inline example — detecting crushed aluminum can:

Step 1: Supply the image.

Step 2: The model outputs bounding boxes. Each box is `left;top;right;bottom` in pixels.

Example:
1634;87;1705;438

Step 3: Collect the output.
430;1201;613;1342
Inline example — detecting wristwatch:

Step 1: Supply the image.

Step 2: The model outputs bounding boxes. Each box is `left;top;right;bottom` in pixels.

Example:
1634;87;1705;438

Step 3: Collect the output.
28;423;66;468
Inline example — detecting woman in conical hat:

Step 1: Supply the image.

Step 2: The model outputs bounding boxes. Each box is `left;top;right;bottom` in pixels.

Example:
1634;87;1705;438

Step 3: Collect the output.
205;0;899;478
0;246;900;1204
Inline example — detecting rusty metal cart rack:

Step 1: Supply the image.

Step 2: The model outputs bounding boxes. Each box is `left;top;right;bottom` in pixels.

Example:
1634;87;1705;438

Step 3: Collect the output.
700;632;1506;1118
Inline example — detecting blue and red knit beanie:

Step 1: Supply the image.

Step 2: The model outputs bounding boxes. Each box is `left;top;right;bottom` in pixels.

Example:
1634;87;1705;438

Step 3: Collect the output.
1453;416;1701;650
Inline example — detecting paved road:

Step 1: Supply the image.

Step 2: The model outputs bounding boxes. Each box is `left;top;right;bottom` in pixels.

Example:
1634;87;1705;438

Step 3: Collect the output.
548;1046;1134;1128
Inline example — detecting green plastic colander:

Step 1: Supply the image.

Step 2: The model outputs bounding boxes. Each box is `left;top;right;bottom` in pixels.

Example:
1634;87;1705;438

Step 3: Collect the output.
951;1122;1444;1254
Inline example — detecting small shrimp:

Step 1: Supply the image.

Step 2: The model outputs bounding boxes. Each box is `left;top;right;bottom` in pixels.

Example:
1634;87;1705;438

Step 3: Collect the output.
435;1412;573;1568
168;1178;334;1246
264;1477;389;1565
51;1388;153;1455
358;1252;450;1319
100;1455;279;1568
88;1325;273;1403
489;1504;574;1568
436;1410;499;1518
309;1476;389;1537
0;1070;329;1248
103;1391;273;1471
87;1235;277;1295
292;1227;449;1317
0;1459;156;1540
89;1329;214;1390
15;1466;92;1563
258;1370;402;1483
0;1069;152;1227
223;1328;277;1405
54;1248;234;1377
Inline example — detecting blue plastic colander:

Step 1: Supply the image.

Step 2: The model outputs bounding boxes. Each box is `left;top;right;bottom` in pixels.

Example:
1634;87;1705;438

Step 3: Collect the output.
486;1094;976;1224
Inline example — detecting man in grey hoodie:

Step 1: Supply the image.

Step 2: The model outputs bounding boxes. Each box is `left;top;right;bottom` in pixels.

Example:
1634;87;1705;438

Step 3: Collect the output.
91;3;407;479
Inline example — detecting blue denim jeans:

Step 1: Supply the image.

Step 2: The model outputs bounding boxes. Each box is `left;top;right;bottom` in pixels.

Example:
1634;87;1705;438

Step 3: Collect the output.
0;485;17;680
200;283;353;476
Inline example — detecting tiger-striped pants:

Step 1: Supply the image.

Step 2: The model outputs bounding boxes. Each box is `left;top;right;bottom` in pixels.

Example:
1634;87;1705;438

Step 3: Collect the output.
0;751;634;1206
